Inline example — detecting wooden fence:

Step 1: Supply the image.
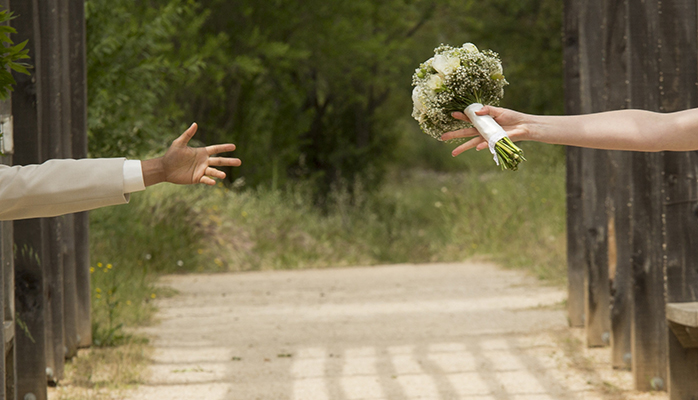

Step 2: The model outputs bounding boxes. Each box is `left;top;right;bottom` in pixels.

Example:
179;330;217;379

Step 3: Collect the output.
0;0;92;399
565;0;698;398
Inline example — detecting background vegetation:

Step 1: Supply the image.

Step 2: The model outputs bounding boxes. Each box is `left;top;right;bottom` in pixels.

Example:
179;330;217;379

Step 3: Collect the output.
82;0;566;353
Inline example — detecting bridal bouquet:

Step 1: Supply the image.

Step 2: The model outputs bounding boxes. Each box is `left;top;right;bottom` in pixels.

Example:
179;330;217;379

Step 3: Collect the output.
411;43;525;170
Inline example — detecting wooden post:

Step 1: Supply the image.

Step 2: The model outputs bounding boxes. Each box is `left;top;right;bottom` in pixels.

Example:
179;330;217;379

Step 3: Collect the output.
608;150;633;370
629;152;667;391
58;0;79;360
12;0;50;398
38;0;66;382
0;218;14;400
625;0;676;391
599;0;632;370
578;0;611;348
563;0;585;329
654;0;698;398
664;153;698;399
68;0;91;349
0;2;15;398
0;104;13;398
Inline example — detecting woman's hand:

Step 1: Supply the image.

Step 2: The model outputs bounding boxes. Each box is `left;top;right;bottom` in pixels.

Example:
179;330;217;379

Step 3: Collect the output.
441;105;531;157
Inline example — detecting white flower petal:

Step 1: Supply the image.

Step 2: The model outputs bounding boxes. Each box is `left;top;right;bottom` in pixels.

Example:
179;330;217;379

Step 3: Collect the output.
427;74;444;91
412;87;427;113
463;42;479;53
433;54;461;77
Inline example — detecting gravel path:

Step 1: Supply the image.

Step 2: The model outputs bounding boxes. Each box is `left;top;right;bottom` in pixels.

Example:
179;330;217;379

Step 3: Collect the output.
126;262;665;400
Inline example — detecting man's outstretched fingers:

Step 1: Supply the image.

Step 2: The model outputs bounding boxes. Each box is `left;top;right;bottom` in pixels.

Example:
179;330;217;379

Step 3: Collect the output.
205;167;226;180
206;143;236;155
209;156;241;167
200;176;216;185
174;123;198;146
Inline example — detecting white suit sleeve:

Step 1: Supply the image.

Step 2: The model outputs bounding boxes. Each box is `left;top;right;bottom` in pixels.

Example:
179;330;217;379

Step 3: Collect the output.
0;158;143;221
122;159;146;193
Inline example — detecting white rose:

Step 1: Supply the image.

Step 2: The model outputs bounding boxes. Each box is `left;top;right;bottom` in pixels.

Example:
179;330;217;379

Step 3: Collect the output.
432;54;461;77
463;42;479;53
426;74;444;91
490;62;505;81
412;87;427;113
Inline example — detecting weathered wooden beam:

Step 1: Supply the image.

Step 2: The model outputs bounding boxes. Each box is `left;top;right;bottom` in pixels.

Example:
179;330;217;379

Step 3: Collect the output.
577;0;612;348
11;0;50;397
601;0;632;370
563;0;585;329
68;0;91;349
0;14;13;394
626;0;669;391
38;0;66;383
58;0;78;361
650;0;698;397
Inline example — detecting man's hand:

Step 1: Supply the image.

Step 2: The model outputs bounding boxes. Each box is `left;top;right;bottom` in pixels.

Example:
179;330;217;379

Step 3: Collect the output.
141;123;241;187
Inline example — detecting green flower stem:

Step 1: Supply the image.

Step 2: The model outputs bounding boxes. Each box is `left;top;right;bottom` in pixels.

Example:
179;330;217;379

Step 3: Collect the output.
494;137;525;171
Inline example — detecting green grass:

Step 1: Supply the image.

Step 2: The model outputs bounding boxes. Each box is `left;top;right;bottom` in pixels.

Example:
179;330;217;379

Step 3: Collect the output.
88;146;566;346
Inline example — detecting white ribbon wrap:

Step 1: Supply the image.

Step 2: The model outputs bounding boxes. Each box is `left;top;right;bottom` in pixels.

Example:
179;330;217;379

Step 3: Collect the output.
464;103;508;165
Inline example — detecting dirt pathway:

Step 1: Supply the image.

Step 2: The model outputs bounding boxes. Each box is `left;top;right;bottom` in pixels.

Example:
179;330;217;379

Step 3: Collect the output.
126;262;666;400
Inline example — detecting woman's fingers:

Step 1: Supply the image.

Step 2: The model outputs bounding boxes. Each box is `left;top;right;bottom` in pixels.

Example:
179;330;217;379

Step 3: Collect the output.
441;126;480;141
451;111;469;122
452;136;485;157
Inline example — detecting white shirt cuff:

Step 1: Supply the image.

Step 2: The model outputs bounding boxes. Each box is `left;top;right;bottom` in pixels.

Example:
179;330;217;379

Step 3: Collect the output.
123;160;146;193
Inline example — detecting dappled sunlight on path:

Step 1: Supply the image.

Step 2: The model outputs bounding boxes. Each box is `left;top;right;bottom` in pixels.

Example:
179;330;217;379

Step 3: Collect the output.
126;263;663;400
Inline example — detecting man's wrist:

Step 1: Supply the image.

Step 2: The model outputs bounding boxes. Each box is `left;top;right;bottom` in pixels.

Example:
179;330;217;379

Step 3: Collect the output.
141;157;166;187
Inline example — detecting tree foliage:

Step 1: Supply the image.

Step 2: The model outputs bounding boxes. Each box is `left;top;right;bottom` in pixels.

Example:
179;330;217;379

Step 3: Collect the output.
86;0;223;157
85;0;564;192
0;8;30;100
